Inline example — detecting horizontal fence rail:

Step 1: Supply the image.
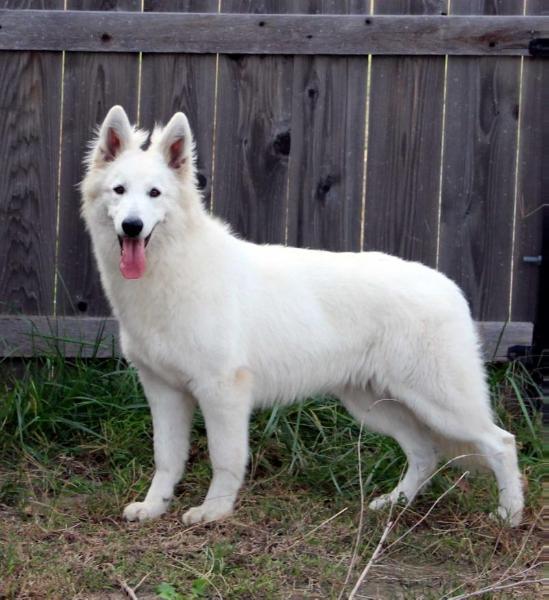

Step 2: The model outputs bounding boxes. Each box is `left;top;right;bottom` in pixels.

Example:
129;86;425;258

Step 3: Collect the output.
0;317;534;363
0;11;547;55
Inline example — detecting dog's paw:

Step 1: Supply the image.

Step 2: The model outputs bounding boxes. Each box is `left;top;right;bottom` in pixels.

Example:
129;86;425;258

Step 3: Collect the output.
368;491;408;511
123;500;167;522
182;500;234;525
368;494;393;511
490;505;522;528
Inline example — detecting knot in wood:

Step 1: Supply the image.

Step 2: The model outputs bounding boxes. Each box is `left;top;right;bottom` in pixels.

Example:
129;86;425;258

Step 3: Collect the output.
273;131;291;156
316;174;339;203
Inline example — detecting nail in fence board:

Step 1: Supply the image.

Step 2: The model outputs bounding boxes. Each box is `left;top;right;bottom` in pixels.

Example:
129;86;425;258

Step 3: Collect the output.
140;0;218;212
438;0;523;321
363;0;447;267
0;0;63;316
512;0;547;323
286;0;368;252
55;0;140;318
211;1;294;245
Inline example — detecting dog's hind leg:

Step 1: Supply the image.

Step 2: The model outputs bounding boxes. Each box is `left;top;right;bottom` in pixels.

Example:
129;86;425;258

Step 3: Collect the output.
390;374;524;526
123;366;196;522
473;425;524;525
339;387;440;510
417;409;522;526
182;368;254;525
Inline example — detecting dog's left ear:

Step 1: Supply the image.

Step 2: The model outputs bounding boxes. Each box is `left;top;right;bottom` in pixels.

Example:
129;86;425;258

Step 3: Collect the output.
157;112;195;178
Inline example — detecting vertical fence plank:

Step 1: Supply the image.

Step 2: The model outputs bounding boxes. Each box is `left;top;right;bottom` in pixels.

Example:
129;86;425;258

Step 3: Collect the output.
140;0;218;210
56;0;141;317
286;0;368;251
0;0;63;315
363;0;447;266
511;0;547;322
438;0;523;321
212;1;294;245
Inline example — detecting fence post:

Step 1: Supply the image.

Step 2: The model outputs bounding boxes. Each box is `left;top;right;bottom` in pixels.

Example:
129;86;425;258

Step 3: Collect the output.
532;206;549;396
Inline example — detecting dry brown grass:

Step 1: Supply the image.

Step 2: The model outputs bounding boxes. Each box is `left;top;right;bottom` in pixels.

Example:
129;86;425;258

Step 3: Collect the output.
0;472;542;599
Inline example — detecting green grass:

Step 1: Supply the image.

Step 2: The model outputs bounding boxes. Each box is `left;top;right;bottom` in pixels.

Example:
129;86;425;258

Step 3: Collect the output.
0;354;542;599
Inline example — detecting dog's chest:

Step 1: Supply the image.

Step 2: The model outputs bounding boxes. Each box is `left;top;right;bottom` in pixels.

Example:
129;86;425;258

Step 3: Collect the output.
116;296;217;390
121;324;196;389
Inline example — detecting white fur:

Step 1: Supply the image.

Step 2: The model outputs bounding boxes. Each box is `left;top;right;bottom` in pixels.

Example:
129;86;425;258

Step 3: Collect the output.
81;106;524;527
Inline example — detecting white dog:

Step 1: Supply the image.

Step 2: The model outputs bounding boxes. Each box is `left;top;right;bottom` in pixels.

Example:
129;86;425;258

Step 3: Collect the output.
81;106;524;527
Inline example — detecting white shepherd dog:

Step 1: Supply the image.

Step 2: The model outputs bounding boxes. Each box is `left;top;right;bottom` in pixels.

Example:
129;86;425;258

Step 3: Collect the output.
81;106;524;527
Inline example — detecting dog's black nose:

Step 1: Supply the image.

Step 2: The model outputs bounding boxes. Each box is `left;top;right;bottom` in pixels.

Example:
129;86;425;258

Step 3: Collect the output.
122;218;143;238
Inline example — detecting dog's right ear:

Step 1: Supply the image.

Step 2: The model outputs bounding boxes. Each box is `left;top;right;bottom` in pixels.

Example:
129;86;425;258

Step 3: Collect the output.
90;106;133;167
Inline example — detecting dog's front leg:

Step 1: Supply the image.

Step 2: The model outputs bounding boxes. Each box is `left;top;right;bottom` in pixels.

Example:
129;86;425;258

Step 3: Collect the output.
123;366;196;522
182;370;252;525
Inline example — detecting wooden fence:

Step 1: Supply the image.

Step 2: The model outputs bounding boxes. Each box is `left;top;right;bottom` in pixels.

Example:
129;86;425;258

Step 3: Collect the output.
0;0;547;360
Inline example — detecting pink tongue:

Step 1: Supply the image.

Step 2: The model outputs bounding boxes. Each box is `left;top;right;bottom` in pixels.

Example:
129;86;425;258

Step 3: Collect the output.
120;237;146;279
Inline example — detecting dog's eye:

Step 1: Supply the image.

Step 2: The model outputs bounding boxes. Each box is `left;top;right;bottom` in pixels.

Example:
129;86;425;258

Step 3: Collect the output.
149;188;161;198
113;185;125;195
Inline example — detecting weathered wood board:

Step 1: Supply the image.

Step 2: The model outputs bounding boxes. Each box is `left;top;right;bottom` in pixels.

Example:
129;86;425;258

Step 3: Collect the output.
438;0;523;321
286;0;368;251
512;0;547;322
0;10;546;55
212;1;294;244
0;316;531;362
363;0;447;266
0;316;120;358
140;0;218;211
55;0;140;317
0;0;63;316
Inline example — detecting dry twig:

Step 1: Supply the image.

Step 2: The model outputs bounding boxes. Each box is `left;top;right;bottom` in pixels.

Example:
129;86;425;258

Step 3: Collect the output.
348;518;394;600
117;578;139;600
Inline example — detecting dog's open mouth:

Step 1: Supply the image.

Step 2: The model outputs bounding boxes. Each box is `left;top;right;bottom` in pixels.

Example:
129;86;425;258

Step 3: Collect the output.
118;234;151;280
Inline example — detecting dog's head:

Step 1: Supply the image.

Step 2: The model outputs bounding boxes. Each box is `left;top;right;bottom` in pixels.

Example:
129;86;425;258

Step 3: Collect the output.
81;106;197;279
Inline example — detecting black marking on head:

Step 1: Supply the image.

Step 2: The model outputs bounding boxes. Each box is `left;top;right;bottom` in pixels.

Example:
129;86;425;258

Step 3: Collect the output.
196;173;207;190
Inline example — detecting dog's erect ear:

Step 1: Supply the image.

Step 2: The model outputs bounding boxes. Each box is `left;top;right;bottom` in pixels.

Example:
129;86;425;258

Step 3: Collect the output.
92;106;134;166
157;112;194;176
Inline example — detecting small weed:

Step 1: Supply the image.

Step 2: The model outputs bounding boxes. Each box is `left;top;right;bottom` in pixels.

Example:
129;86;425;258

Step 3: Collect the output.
156;582;185;600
